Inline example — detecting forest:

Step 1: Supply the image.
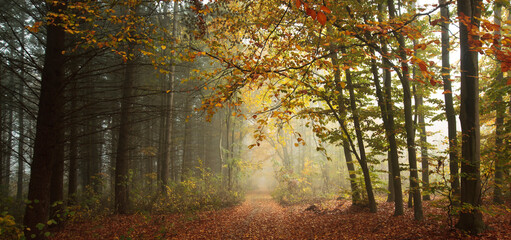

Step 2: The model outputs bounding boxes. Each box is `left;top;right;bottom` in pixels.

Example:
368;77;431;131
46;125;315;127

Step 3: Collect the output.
1;0;511;239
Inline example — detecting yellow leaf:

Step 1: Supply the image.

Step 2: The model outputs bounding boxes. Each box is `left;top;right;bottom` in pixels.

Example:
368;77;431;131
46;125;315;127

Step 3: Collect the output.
161;45;167;50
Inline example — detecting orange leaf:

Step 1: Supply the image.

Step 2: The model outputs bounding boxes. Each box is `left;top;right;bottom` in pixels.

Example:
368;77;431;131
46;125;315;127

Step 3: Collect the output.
306;8;317;20
317;12;327;25
430;19;441;26
320;6;332;14
295;0;301;9
430;78;437;86
418;60;428;72
507;77;511;86
442;90;452;94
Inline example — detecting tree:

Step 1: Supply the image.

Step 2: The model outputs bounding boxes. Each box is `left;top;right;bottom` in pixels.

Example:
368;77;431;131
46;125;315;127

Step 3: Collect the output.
492;0;504;204
387;0;423;221
439;0;460;202
345;67;377;212
456;0;485;234
23;0;67;238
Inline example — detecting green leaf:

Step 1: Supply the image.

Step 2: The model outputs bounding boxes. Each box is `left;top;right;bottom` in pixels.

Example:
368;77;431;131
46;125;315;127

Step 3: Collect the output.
36;223;45;230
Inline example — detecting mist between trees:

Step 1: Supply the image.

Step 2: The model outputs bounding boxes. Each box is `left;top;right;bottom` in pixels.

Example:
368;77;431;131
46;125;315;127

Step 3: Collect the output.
0;0;510;239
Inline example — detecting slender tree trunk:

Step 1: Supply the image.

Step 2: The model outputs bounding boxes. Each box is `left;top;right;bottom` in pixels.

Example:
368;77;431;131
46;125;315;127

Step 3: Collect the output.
16;27;26;203
371;50;403;206
439;0;460;204
0;67;3;197
330;50;362;204
417;94;430;201
181;96;193;180
492;2;504;204
346;68;377;213
23;1;67;238
115;50;135;215
376;4;403;213
455;0;485;234
160;0;177;192
68;79;78;204
387;0;423;220
4;85;13;197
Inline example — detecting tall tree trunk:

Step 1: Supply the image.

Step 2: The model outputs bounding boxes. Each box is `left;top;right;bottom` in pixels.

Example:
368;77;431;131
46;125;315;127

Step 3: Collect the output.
0;66;3;198
181;96;193;180
492;2;504;204
456;0;485;234
439;0;460;205
67;78;78;204
345;68;377;213
3;83;13;197
387;0;423;221
16;26;26;203
23;1;67;238
330;50;362;204
370;45;402;211
417;93;430;201
160;0;177;192
115;50;136;215
376;3;404;213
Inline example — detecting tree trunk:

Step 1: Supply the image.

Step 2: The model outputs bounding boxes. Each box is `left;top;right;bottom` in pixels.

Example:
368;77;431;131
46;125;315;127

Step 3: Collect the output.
456;0;485;234
417;93;430;201
115;51;135;215
370;43;403;212
23;1;67;238
439;0;460;205
181;96;193;180
67;79;78;204
330;50;362;204
387;0;423;221
160;0;177;192
345;68;377;213
492;2;504;204
3;84;14;197
49;139;64;221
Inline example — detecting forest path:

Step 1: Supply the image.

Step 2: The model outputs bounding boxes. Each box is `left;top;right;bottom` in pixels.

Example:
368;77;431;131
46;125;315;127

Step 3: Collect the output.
51;192;511;240
173;191;298;239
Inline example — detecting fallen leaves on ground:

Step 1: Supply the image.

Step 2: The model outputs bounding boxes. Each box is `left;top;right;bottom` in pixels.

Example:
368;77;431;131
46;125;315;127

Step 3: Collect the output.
51;192;511;239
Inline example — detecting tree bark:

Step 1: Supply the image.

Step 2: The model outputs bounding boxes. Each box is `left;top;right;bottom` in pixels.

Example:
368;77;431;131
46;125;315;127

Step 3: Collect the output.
330;50;362;204
492;2;504;204
370;45;403;212
115;49;136;215
345;68;377;213
23;1;67;238
387;0;423;221
439;0;460;202
67;79;78;204
456;0;485;234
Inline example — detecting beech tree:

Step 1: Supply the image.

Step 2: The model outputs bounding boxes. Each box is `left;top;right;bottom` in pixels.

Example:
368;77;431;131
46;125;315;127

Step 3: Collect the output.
456;0;485;234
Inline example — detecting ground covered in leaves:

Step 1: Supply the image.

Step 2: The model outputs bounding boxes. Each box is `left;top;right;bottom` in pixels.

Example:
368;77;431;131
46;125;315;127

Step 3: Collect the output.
51;192;511;239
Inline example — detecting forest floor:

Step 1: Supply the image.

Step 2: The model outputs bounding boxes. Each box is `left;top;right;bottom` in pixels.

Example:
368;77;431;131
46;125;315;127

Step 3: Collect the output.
51;192;511;240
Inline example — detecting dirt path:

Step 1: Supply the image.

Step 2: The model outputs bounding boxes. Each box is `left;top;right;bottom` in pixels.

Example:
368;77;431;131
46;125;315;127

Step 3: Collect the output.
173;191;294;239
51;192;511;240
